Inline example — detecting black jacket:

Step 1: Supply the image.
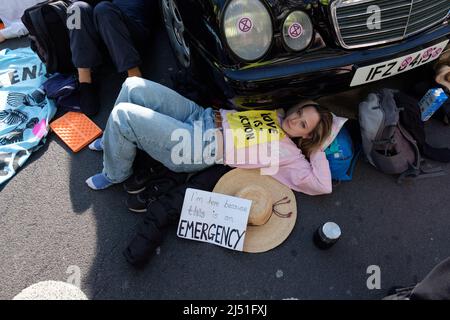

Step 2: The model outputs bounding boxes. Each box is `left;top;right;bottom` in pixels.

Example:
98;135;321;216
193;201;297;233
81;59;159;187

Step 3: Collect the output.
123;165;232;267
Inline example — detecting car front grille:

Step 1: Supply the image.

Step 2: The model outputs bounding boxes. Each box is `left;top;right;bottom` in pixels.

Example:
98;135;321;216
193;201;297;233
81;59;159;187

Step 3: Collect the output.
331;0;450;49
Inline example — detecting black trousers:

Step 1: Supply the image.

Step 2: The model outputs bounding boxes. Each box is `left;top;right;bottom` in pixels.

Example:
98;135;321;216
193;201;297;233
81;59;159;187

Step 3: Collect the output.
123;165;232;267
68;1;150;73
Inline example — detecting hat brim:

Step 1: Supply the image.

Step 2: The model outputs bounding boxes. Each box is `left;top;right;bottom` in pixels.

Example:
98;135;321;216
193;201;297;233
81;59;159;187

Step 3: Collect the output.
213;169;297;253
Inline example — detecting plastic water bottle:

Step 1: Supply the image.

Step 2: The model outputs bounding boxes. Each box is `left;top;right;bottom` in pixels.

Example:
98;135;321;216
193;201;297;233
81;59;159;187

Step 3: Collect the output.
419;88;448;122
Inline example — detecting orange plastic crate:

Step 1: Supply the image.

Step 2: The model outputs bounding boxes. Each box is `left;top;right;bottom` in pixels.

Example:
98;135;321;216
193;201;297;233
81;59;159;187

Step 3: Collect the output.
50;112;103;152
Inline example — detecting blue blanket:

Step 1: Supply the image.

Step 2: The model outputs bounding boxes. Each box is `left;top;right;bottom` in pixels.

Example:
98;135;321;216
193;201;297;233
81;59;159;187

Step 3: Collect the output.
0;47;56;185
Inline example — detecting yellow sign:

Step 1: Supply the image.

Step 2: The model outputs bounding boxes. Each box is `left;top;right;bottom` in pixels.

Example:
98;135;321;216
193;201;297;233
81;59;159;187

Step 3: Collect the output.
226;110;285;149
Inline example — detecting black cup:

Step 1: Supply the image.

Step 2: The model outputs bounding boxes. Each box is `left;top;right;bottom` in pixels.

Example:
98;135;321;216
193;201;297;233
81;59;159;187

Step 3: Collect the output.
313;222;341;250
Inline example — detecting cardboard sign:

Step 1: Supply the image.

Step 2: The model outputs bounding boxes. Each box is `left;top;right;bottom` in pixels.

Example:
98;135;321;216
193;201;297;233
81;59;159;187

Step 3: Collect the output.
226;110;285;149
177;188;252;251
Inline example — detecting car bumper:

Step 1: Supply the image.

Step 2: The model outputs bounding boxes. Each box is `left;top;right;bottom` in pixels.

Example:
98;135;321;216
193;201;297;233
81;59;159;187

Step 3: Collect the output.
200;23;450;109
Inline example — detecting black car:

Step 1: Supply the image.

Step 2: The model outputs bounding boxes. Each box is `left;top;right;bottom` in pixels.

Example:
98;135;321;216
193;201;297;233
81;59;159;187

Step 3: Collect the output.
161;0;450;109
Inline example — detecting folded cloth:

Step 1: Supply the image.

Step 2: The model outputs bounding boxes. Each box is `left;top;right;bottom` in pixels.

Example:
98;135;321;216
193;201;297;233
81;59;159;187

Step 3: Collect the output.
42;73;81;112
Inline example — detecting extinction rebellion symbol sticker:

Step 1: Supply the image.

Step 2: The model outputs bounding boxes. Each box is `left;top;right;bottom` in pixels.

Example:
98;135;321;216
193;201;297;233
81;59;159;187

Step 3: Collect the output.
288;22;303;39
238;17;253;33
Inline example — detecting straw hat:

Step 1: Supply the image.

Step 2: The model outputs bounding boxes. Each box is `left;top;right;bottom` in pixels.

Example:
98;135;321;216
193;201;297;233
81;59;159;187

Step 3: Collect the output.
213;169;297;253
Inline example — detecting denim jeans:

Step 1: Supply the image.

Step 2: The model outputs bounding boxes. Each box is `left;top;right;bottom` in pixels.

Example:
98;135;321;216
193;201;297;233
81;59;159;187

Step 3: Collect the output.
102;77;217;183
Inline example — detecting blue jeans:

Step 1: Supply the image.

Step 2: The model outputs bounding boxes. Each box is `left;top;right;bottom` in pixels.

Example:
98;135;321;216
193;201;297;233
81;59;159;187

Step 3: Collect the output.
102;77;217;183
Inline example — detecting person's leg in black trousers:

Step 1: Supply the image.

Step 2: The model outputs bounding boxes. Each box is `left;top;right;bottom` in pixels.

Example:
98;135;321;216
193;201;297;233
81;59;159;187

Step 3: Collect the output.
68;1;150;115
92;2;149;76
68;1;103;115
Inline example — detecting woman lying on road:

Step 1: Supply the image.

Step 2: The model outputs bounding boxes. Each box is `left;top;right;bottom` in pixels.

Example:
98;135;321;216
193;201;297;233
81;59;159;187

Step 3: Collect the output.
86;77;334;195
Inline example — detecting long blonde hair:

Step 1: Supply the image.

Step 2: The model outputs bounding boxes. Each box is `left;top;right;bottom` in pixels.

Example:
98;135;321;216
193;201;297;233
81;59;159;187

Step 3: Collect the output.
294;104;333;158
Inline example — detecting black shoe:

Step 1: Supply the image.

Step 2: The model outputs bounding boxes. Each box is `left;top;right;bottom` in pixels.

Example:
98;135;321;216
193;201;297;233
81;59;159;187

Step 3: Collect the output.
126;190;157;213
124;164;168;194
126;176;184;213
79;82;100;116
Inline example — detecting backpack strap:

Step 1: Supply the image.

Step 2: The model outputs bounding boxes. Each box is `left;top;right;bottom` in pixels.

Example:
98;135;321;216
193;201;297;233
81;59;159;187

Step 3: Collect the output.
347;146;362;177
396;124;446;183
372;135;396;156
397;123;421;169
372;88;402;149
397;166;446;184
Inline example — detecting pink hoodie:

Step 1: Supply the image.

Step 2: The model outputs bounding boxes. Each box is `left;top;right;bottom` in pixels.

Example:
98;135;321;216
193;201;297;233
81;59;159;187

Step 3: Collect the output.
219;109;332;196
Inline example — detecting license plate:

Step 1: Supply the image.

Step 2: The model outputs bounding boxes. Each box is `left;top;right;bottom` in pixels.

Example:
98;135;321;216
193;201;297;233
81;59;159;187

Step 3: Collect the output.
350;40;449;87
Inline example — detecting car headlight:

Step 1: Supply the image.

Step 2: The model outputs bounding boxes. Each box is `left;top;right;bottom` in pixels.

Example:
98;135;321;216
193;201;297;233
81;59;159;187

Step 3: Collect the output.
282;11;313;51
223;0;273;61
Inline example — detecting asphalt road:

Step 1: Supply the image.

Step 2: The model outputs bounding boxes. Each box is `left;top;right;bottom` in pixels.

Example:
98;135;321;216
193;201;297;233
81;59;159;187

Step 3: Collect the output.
1;20;450;300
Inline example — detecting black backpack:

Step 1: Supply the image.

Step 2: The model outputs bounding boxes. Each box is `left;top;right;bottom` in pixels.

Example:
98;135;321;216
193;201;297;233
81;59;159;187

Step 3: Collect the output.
21;0;75;74
395;91;450;163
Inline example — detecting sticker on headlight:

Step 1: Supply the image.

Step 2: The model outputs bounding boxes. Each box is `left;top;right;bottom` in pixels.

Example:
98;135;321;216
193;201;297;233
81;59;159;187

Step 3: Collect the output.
238;17;253;33
288;23;304;39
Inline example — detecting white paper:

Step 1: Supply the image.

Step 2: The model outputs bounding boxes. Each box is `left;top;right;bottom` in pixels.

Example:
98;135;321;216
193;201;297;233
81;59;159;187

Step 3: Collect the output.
177;188;252;251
